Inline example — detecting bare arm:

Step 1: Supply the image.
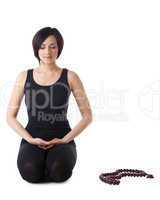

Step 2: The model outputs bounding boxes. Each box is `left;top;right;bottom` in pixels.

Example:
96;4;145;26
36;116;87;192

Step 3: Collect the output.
62;70;93;143
6;70;35;143
6;70;49;147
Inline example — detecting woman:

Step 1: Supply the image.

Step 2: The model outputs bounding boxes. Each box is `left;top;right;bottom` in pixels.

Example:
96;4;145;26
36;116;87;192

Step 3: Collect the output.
6;27;92;183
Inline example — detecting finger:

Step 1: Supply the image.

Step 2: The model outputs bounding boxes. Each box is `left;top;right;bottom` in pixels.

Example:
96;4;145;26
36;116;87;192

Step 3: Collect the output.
38;146;45;149
48;139;60;145
38;145;53;150
40;141;48;145
44;142;51;146
40;142;49;146
38;145;48;149
44;145;54;149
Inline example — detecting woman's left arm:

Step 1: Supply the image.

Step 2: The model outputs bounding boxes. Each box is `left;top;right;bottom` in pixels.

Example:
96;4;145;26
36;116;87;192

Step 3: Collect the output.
62;70;93;144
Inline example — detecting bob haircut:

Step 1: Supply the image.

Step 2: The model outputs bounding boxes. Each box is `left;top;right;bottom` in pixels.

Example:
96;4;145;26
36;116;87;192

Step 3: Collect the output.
32;27;64;62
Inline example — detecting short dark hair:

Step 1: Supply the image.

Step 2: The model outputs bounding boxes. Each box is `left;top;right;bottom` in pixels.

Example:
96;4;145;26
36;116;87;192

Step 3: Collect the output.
32;27;64;62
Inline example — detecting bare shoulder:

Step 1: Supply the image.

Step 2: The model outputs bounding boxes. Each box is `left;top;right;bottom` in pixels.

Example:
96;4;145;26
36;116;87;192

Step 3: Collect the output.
67;69;79;80
67;69;83;90
15;70;28;86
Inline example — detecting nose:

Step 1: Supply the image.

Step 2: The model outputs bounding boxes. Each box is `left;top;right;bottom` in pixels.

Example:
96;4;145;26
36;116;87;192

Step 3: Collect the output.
44;47;51;54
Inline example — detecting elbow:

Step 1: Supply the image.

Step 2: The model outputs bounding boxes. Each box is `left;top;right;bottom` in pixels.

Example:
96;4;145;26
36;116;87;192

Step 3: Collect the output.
87;114;93;123
88;115;93;124
6;116;12;126
6;114;16;126
83;113;93;124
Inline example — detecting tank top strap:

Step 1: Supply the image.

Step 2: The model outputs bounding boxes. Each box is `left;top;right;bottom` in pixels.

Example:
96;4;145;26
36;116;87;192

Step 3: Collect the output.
27;69;33;81
24;68;33;92
60;68;70;89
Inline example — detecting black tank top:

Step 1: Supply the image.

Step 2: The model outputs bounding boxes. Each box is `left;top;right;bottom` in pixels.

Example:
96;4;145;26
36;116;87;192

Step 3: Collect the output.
23;67;74;142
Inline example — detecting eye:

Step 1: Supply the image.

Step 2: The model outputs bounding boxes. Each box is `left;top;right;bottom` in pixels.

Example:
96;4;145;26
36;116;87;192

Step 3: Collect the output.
50;45;57;49
40;45;45;49
39;45;57;49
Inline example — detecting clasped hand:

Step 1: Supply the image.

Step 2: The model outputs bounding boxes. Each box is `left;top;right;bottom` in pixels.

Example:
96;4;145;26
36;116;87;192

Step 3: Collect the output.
31;138;66;150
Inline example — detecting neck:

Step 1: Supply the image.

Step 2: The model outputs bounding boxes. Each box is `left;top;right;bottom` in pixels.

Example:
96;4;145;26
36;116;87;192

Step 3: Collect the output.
39;62;59;72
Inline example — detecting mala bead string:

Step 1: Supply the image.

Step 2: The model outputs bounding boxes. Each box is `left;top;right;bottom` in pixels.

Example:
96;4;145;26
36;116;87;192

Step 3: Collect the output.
99;169;154;185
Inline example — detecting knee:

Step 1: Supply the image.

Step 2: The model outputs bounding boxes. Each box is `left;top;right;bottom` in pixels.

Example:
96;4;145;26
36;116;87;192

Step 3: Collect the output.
17;161;44;183
48;160;73;183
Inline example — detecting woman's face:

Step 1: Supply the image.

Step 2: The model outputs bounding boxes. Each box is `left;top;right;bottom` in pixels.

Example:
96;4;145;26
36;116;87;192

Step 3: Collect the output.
38;35;59;64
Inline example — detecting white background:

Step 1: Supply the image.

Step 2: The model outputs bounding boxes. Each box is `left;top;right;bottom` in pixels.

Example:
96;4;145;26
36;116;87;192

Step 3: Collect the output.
1;0;160;199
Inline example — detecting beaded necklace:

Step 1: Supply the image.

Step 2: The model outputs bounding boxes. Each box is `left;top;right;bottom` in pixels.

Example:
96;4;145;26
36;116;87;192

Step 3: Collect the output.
99;169;154;185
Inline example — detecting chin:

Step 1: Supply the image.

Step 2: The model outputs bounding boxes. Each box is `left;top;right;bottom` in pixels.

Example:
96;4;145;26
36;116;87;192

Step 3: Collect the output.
41;58;56;63
42;60;55;64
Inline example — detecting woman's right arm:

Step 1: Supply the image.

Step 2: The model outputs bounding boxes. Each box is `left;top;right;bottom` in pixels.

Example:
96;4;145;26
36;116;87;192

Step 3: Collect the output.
6;70;48;146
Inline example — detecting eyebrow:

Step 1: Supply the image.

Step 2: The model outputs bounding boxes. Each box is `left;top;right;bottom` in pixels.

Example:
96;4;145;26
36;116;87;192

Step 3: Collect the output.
41;42;57;45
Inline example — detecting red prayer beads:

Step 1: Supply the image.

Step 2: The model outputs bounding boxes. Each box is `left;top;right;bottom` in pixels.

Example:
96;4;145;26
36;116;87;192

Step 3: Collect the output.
99;169;154;185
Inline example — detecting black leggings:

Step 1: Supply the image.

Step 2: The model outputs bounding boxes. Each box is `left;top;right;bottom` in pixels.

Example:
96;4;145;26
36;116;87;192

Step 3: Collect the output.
17;139;77;183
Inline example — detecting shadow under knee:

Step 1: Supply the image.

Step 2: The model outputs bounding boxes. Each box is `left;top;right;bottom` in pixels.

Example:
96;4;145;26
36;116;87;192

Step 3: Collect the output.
48;161;73;183
18;162;44;183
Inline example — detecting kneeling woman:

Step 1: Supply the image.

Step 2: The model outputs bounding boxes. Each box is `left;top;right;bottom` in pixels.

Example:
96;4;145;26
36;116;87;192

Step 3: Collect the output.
6;27;92;183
